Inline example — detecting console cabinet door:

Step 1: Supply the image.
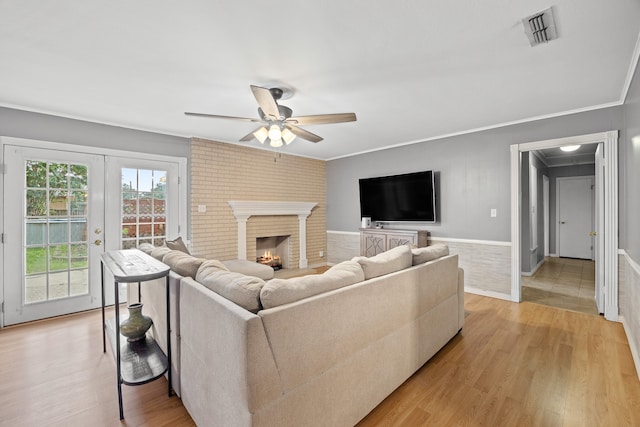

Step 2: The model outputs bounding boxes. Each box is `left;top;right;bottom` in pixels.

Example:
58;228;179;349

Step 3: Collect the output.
361;232;386;257
386;233;417;249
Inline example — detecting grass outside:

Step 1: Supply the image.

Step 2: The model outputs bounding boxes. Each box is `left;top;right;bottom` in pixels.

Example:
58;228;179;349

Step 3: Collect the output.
26;246;88;274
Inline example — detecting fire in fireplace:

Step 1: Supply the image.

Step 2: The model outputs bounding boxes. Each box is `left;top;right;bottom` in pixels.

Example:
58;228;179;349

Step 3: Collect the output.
256;235;290;270
257;250;282;270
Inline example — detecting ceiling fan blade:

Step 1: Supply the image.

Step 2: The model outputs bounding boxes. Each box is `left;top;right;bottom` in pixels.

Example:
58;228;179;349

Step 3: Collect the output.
286;112;357;125
285;124;323;143
250;85;281;120
184;112;261;123
239;127;265;142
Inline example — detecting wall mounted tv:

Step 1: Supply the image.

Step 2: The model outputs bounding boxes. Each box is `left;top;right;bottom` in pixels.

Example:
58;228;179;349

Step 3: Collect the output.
359;170;436;222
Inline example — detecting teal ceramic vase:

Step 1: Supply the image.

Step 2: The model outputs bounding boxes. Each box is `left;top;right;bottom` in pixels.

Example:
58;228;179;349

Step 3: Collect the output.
120;303;153;342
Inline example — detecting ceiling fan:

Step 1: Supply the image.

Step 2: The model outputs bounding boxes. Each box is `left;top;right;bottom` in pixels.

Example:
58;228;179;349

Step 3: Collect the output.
184;85;357;147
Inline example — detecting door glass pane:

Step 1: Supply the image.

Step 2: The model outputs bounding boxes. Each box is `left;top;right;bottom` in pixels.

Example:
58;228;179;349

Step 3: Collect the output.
24;160;89;304
121;168;168;248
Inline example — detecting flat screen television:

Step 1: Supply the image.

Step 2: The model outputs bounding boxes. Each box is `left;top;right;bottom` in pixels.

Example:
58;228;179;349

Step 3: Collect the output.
359;170;436;222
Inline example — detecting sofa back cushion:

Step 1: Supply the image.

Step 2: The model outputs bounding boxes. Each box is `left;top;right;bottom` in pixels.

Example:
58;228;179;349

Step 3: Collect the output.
138;243;156;255
412;244;449;265
162;250;207;279
260;261;364;309
196;260;265;313
150;246;172;261
352;244;412;280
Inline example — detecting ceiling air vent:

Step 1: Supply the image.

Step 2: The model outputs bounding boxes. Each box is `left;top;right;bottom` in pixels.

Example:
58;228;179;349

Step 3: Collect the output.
522;7;558;46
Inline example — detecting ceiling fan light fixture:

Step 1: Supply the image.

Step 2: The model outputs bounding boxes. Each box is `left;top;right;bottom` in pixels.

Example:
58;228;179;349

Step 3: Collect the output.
282;128;296;145
268;124;282;141
270;138;283;148
253;127;268;144
560;145;580;152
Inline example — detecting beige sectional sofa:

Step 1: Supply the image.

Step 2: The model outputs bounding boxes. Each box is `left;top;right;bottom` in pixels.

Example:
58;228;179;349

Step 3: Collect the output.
135;243;464;426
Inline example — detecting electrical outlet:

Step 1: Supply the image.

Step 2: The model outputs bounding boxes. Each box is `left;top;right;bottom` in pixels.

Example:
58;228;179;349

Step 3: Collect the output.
491;208;497;218
198;204;206;213
319;250;324;258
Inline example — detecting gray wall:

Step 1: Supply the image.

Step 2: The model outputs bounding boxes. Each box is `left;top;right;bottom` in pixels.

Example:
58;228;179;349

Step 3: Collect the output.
0;107;190;158
622;61;640;262
327;106;624;243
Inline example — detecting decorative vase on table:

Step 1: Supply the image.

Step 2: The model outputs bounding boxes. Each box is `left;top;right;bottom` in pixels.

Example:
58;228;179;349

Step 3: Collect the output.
120;303;153;342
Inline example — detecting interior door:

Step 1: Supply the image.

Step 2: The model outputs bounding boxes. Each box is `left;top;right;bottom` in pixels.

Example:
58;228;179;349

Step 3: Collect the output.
3;146;105;325
557;176;594;259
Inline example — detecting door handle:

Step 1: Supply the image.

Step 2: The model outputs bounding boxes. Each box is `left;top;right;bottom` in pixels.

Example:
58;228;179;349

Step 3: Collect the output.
94;239;102;246
95;228;102;234
560;221;566;224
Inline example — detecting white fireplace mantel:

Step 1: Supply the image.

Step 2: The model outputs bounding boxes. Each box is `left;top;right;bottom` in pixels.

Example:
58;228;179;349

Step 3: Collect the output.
228;201;317;268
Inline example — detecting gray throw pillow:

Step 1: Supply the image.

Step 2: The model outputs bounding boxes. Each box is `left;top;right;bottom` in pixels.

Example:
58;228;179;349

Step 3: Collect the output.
165;236;190;254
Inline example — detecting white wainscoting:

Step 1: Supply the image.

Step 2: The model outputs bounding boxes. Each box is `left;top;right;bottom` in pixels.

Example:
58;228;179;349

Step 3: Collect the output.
619;250;640;380
327;231;512;300
326;231;361;265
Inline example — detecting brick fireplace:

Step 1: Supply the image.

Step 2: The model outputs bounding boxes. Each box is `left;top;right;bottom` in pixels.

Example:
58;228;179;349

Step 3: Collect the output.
228;201;317;269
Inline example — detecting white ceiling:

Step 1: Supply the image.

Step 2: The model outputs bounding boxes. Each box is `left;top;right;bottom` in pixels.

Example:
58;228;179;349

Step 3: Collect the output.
1;1;639;160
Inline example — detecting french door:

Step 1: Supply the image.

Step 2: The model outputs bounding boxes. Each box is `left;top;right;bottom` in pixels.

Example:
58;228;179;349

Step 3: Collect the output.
2;144;184;326
3;146;105;325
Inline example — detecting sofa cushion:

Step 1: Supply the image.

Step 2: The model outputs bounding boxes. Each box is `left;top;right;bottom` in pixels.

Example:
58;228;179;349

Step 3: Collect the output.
412;244;450;265
196;261;265;313
260;261;365;309
138;242;156;255
222;259;275;280
162;250;207;279
150;246;172;261
352;244;412;280
165;236;190;254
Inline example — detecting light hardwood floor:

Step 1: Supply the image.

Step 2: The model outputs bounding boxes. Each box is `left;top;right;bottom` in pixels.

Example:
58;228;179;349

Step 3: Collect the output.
1;293;639;426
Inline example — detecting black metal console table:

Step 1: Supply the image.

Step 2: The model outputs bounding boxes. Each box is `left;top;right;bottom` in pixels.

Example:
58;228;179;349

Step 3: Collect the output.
100;249;171;420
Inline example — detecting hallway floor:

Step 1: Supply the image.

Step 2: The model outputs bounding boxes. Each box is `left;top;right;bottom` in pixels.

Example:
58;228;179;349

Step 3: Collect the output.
522;257;599;315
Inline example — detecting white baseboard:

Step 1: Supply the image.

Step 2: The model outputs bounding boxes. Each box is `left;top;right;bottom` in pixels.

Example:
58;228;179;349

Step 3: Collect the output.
522;258;545;277
464;286;513;301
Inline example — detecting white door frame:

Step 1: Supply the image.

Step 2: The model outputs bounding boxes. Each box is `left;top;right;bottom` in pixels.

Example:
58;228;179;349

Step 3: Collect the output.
510;131;618;321
543;175;549;257
0;136;188;327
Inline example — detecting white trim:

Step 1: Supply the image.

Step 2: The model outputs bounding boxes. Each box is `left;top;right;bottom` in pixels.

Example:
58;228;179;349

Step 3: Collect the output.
510;145;521;302
543;175;550;257
464;287;512;301
326;230;361;236
228;201;317;269
325;230;513;246
522;257;545;277
621;248;640;272
621;30;640;103
427;236;511;247
510;131;618;320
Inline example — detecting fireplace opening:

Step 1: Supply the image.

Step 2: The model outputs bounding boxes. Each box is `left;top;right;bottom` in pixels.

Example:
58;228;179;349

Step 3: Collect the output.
256;235;290;270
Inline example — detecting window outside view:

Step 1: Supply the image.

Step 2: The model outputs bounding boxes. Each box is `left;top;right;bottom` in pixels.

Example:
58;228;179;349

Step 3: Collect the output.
121;168;167;249
25;160;89;303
